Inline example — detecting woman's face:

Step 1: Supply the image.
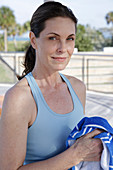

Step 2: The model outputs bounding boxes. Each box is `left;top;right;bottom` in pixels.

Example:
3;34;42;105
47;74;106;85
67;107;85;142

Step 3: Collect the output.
31;17;76;73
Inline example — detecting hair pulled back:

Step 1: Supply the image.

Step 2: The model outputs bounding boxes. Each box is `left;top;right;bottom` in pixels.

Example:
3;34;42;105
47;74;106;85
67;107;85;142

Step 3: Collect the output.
18;1;78;80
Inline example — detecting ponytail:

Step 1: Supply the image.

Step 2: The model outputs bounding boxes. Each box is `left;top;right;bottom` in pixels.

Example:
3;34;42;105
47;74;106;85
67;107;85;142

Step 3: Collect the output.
18;45;35;80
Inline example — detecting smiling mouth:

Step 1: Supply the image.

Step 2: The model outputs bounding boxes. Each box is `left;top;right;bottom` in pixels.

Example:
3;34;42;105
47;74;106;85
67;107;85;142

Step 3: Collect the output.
51;57;67;62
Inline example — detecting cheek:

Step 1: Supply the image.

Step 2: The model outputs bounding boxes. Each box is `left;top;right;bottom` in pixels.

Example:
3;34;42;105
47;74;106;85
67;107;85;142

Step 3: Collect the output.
68;44;75;55
47;43;58;54
44;41;57;53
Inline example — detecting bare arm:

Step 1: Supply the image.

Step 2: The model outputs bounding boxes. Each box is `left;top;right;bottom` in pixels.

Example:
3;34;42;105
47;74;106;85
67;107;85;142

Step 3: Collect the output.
0;87;30;170
19;130;103;170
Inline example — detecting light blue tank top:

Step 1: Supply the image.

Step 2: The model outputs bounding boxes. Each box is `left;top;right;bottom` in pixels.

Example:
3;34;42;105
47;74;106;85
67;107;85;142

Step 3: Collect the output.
24;72;84;165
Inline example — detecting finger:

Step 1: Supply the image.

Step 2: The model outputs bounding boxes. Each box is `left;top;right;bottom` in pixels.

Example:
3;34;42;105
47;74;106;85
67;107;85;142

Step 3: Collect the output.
84;154;101;162
85;129;103;138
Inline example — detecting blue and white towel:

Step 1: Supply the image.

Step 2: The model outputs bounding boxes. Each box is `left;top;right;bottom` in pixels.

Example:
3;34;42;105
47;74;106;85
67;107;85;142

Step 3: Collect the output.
66;116;113;170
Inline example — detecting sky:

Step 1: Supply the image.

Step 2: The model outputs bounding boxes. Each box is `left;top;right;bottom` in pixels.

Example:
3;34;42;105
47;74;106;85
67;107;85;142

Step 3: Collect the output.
0;0;113;29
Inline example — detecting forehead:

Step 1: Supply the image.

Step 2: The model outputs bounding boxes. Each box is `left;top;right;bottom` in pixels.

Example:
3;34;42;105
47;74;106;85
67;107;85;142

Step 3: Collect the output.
43;17;76;35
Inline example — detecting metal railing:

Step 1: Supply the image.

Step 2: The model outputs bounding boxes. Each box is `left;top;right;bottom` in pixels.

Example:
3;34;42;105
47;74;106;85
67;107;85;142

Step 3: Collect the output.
62;52;113;93
0;52;25;83
86;58;113;93
0;52;113;93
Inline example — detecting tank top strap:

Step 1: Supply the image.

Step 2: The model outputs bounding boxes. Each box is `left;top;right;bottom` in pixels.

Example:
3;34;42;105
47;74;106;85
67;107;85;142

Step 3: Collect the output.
59;73;73;91
59;73;82;108
25;72;39;106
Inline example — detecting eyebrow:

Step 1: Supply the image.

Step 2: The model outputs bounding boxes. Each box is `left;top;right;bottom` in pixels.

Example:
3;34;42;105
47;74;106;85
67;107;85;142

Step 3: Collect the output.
47;32;75;37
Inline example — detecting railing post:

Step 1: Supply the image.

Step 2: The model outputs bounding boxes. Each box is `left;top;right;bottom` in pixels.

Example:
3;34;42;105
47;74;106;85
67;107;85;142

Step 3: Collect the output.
87;59;89;90
82;56;85;82
18;56;20;75
13;55;16;82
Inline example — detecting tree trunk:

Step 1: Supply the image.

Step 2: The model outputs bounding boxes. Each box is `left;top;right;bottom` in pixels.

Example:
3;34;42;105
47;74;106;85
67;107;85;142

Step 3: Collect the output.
4;28;7;52
13;36;17;50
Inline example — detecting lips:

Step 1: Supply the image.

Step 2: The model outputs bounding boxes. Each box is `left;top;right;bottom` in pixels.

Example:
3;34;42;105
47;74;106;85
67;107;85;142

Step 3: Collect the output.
51;57;67;62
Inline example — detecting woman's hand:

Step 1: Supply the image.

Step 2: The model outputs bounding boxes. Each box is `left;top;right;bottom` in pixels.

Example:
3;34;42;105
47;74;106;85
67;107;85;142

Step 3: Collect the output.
70;129;103;165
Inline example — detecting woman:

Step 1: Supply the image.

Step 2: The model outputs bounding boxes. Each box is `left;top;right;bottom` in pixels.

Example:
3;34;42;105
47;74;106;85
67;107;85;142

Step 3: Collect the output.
0;2;103;170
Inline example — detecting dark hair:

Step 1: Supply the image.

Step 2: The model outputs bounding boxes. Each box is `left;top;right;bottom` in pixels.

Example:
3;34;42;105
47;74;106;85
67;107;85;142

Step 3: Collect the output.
18;1;78;80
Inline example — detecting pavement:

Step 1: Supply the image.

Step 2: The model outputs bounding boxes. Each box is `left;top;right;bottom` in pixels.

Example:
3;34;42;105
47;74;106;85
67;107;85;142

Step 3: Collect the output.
86;91;113;126
0;84;113;126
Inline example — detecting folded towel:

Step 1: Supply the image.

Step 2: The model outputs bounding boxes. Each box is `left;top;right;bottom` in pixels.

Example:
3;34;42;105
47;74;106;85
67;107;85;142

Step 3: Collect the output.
66;116;113;170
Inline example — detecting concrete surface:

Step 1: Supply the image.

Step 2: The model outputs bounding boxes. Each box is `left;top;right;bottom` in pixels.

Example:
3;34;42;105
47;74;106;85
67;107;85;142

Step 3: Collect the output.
86;91;113;126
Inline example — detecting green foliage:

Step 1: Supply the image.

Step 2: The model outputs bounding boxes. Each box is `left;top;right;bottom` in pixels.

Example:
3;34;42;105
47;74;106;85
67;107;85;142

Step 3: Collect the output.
75;24;108;51
16;41;30;51
0;6;16;51
8;23;21;37
86;25;106;51
7;40;30;52
105;12;113;25
0;6;16;29
0;34;4;51
11;21;30;37
105;11;113;46
105;38;113;47
75;24;94;51
23;21;30;33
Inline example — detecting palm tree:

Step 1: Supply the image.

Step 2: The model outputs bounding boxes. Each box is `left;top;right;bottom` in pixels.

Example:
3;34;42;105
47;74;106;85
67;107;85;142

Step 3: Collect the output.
105;12;113;46
0;6;16;51
8;23;21;49
23;21;30;34
0;34;4;51
105;12;113;25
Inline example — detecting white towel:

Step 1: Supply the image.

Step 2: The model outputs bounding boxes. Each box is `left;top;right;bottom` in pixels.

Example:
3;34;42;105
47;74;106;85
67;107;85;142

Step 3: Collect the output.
66;116;113;170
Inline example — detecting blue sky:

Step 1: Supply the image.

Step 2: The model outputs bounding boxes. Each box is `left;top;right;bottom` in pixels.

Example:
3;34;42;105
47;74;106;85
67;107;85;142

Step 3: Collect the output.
0;0;113;29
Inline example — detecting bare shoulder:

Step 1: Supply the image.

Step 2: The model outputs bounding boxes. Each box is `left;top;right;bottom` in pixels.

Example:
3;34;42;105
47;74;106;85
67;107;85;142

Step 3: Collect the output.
4;77;29;108
64;74;86;113
2;77;34;125
65;74;86;92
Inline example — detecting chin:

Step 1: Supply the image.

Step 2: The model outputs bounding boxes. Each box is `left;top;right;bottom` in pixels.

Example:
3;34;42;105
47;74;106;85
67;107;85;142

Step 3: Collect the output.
54;65;67;72
50;60;70;72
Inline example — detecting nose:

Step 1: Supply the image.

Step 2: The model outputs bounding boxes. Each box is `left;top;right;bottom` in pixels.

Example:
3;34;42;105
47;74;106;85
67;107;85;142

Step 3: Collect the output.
57;40;67;53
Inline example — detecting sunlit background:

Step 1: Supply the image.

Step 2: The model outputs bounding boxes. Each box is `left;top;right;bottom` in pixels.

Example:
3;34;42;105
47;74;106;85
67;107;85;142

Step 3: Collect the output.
0;0;113;52
0;0;113;124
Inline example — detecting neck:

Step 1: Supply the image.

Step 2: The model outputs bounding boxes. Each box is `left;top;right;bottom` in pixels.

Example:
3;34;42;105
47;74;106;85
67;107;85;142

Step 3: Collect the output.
32;68;63;88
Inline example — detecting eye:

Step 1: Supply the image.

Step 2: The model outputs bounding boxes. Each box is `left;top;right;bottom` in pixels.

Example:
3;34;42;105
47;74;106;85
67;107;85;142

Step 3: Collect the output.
67;37;75;41
49;37;57;40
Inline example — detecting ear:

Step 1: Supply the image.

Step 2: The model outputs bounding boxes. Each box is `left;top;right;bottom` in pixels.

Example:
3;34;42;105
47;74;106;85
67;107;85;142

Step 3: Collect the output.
29;31;37;49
